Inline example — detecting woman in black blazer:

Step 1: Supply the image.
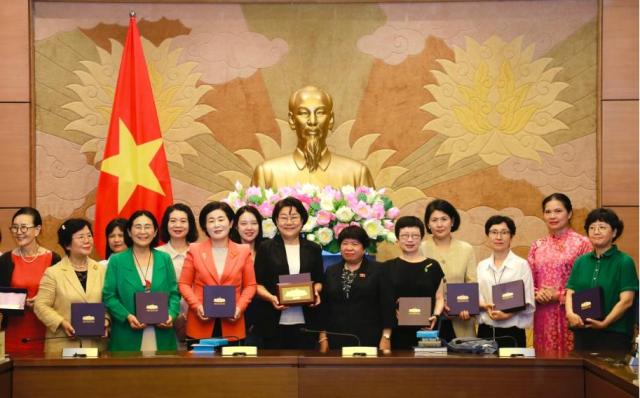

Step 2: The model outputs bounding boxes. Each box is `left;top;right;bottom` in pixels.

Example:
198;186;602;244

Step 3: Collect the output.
318;226;395;352
253;197;324;349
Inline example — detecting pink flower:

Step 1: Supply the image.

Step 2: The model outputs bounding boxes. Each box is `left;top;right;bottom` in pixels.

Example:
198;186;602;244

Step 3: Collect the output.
371;203;385;220
257;202;274;218
356;186;371;195
333;223;349;237
386;207;400;219
383;219;394;230
246;186;262;197
355;202;371;219
316;210;334;226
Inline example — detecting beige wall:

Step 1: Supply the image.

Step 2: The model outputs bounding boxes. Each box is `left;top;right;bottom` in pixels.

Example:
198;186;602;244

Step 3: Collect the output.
0;0;637;264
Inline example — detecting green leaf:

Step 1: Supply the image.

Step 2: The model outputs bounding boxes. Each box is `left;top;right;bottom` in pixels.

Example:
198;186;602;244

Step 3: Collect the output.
324;240;340;254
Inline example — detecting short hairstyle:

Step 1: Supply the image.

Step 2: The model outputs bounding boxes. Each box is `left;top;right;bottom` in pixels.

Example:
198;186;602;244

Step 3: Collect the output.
160;203;199;243
125;210;160;248
338;225;371;249
105;218;128;258
542;193;573;214
199;201;235;238
584;207;624;242
424;199;461;234
289;86;333;112
12;207;43;227
230;205;265;245
394;216;425;239
484;215;516;236
272;197;309;226
58;218;92;255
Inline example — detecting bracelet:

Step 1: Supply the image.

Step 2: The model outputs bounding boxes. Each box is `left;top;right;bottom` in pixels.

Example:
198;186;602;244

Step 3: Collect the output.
318;337;328;343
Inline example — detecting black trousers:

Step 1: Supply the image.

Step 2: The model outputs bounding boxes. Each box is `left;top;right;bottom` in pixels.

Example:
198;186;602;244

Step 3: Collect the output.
477;324;526;348
262;324;317;350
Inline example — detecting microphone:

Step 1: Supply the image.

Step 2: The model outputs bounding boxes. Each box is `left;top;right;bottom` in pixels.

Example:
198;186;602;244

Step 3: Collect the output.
300;327;361;346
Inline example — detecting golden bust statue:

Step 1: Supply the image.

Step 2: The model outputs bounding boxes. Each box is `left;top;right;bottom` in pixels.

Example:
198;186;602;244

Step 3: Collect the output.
251;86;375;189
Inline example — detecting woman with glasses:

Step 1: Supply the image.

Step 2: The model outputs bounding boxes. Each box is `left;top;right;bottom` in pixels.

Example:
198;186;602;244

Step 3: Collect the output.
254;197;324;349
385;216;445;349
0;207;60;354
421;199;476;340
102;210;180;352
477;216;535;348
179;202;256;345
34;218;109;355
565;208;638;352
528;193;591;353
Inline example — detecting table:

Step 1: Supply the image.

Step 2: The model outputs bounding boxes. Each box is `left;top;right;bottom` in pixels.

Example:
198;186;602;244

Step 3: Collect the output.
2;351;637;398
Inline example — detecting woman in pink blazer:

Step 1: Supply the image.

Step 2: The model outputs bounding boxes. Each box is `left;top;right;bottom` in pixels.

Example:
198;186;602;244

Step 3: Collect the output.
179;201;257;342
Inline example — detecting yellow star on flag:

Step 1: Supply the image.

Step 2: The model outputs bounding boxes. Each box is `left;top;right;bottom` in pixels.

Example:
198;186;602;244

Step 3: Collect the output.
101;119;166;212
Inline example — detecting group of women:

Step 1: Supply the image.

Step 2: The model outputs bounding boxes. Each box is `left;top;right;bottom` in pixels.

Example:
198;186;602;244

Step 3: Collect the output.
0;192;637;355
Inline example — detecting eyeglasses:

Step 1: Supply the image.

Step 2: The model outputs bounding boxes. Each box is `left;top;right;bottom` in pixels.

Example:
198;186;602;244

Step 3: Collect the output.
10;225;36;234
488;230;511;237
277;215;301;224
399;234;422;241
73;233;93;241
588;224;611;232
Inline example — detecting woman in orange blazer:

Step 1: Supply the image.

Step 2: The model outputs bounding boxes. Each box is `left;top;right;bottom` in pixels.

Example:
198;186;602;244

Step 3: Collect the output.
179;201;257;343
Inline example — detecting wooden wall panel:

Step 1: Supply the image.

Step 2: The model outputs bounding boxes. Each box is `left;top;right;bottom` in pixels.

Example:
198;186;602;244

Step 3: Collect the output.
602;0;639;100
601;101;638;206
0;209;18;254
608;206;639;266
0;104;31;206
0;0;30;101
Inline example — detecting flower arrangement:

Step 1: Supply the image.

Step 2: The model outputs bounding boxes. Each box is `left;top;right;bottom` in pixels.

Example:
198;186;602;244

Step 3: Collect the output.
224;183;400;253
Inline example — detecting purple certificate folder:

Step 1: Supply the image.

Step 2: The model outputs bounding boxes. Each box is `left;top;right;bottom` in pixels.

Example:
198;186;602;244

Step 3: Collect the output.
492;280;526;313
135;292;168;325
71;303;105;337
572;287;604;321
446;283;480;316
203;285;236;318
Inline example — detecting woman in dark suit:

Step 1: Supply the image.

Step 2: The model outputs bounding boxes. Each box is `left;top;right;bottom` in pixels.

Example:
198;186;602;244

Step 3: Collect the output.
318;226;395;352
253;197;324;349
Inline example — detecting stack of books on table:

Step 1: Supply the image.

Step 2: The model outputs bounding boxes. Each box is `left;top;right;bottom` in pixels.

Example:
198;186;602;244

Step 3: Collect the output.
191;338;229;354
414;330;447;356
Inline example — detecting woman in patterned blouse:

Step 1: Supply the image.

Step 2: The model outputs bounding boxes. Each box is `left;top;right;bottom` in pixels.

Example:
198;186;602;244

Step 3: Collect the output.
528;193;591;353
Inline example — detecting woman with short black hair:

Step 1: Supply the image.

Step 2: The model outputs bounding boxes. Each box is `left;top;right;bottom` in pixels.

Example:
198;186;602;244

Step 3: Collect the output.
34;218;109;355
386;216;445;349
422;199;476;340
319;226;395;352
253;197;323;349
565;208;638;352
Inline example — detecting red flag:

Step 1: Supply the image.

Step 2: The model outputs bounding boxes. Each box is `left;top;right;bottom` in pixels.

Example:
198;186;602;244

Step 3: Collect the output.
94;14;173;259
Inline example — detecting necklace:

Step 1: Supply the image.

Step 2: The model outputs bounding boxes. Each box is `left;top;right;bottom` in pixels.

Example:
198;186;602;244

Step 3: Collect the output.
133;250;152;291
18;245;40;264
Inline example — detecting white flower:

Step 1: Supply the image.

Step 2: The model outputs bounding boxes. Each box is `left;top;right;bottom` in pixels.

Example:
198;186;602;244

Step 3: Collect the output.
302;216;318;233
319;196;335;211
234;181;243;192
227;191;240;205
306;234;317;242
262;219;277;239
385;231;398;243
316;227;334;245
301;184;317;197
362;219;383;239
341;185;355;196
335;206;355;223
